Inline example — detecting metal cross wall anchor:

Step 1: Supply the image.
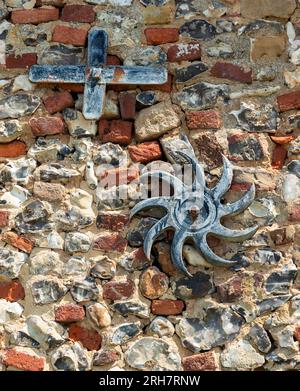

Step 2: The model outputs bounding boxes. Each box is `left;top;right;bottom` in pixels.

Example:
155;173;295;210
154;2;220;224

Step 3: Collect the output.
29;29;168;120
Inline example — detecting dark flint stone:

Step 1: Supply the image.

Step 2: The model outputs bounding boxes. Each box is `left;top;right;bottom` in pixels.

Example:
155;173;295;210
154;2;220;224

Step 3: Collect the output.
248;324;272;353
288;160;300;178
174;271;214;299
111;323;141;345
256;295;291;316
112;301;149;318
254;248;282;264
127;217;166;247
265;268;297;294
15;200;52;233
136;91;157;107
175;63;208;83
179;19;216;40
38;44;84;66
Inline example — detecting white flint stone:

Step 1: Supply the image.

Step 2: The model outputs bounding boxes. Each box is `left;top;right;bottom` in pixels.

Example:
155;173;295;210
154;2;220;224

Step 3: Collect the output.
125;337;182;370
0;185;29;208
0;299;23;324
12;75;35;93
0;120;23;142
70;189;93;210
0;248;28;278
283;174;300;202
221;339;265;370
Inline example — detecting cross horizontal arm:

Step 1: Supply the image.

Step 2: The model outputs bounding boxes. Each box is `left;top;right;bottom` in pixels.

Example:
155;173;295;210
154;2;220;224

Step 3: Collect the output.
29;65;86;84
100;66;168;85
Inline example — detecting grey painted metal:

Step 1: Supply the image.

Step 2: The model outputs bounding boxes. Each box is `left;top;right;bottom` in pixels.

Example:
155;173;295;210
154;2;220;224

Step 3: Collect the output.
29;29;168;120
130;148;258;277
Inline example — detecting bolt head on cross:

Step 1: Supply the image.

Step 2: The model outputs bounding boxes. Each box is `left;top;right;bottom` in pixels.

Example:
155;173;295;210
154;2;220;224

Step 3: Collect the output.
29;29;168;120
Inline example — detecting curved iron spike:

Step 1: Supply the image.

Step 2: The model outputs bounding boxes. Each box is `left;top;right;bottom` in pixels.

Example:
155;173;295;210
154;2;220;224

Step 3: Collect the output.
130;197;170;219
176;151;206;192
140;171;185;196
170;231;193;277
195;234;238;266
221;184;256;217
210;223;259;242
212;155;233;201
144;215;170;259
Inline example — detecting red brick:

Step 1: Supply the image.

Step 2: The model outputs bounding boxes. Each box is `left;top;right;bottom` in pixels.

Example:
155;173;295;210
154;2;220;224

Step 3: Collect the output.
68;324;101;351
277;90;300;112
99;119;132;145
182;352;217;371
55;304;85;323
61;4;95;23
119;92;136;120
103;279;135;301
30;116;65;136
289;205;300;222
186;110;221;130
270;227;293;245
145;27;179;45
43;91;74;114
294;325;300;341
0;211;9;228
60;83;84;93
128;141;162;163
272;145;287;169
2;349;44;371
52;25;88;46
36;0;65;6
100;166;139;188
270;135;295;144
11;7;59;24
167;42;201;62
151;299;185;315
0;280;25;302
6;53;37;69
93;233;127;253
140;73;173;93
230;182;252;191
2;232;34;253
210;62;252;83
0;141;26;158
106;55;122;66
96;213;129;231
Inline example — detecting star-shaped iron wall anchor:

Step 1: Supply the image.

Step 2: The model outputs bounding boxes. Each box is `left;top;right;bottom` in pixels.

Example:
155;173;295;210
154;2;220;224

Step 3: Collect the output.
29;29;168;120
130;146;258;277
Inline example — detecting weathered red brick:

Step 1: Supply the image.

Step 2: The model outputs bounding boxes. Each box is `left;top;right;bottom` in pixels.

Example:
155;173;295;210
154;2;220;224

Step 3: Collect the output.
0;211;9;228
270;135;296;144
294;325;300;341
61;4;95;23
151;299;185;315
52;25;88;46
29;116;65;136
100;166;139;188
60;83;84;93
182;352;217;371
270;227;293;245
103;279;135;301
96;213;129;231
2;232;34;253
99;119;132;145
119;92;136;120
217;275;243;303
140;73;172;93
272;145;287;169
68;324;101;351
230;182;252;191
145;27;179;45
43;91;74;114
0;280;25;302
11;7;59;24
93;233;128;253
55;304;85;323
186;110;222;130
36;0;65;6
289;205;300;222
210;62;252;83
277;90;300;112
106;55;122;66
167;42;201;62
6;53;37;69
128;141;162;163
0;141;27;158
3;349;44;371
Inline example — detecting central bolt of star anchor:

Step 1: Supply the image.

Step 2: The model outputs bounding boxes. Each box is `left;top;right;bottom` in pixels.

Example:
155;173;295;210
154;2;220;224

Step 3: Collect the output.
29;29;168;120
